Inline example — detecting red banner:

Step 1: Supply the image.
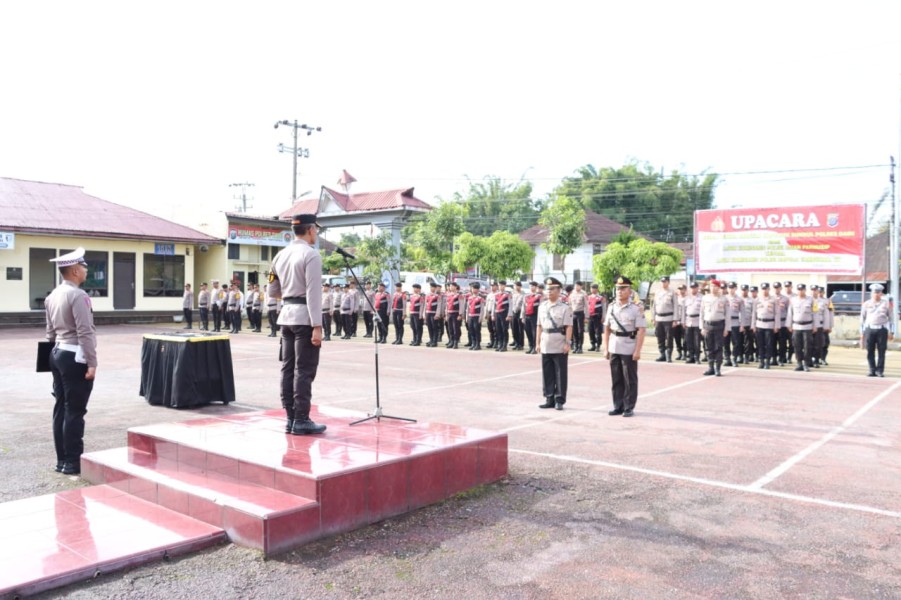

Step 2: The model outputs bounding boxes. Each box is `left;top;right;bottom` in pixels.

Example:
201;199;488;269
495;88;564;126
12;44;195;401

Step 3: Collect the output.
694;204;865;274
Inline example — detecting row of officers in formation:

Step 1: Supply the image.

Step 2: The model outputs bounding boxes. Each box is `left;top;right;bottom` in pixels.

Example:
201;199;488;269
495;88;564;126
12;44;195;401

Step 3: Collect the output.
651;277;895;377
181;274;895;379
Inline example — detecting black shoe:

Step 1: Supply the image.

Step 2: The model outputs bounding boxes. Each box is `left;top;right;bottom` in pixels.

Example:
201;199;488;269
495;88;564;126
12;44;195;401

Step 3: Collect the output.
764;361;770;370
589;345;597;352
61;463;80;475
676;352;684;361
498;347;507;352
622;410;634;418
758;362;765;370
608;409;624;416
539;400;555;409
655;355;667;362
555;402;564;410
291;419;327;435
54;462;64;473
391;340;401;345
724;359;733;367
703;368;715;376
285;416;294;433
868;372;877;377
686;359;696;364
472;344;481;351
528;349;537;355
794;365;804;372
878;372;884;377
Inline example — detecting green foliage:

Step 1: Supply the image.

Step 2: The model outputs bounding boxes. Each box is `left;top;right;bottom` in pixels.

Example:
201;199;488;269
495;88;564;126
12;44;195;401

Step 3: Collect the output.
452;232;488;274
480;231;534;279
356;232;396;280
611;227;639;247
320;249;348;274
555;160;717;242
539;196;587;257
446;175;542;236
592;239;683;292
402;201;464;275
337;232;362;247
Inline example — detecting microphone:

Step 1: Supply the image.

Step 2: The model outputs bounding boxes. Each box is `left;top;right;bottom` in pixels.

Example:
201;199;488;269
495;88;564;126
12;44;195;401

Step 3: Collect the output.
335;246;356;260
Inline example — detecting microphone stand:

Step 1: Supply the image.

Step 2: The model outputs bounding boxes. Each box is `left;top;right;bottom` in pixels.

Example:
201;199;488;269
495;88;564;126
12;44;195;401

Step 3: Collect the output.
340;254;416;426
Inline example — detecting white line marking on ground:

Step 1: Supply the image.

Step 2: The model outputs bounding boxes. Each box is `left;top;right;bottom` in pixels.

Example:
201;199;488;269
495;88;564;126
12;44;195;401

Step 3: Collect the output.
511;448;901;519
501;373;714;433
749;379;901;490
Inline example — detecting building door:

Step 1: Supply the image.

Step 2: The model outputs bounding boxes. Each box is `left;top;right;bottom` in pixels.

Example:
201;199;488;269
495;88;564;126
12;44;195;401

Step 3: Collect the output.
113;252;136;309
29;248;57;310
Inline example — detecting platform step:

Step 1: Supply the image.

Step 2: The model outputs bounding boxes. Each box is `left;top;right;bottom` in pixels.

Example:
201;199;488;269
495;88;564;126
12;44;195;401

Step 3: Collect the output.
81;447;321;554
0;485;225;599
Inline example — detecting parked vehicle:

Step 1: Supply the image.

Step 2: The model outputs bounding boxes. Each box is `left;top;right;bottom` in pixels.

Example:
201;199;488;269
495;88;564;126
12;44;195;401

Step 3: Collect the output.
398;272;446;294
829;290;864;315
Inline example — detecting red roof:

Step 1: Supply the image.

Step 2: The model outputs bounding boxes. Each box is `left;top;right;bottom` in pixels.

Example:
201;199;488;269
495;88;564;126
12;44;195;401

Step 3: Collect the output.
278;186;432;220
0;177;219;243
337;170;357;186
518;210;637;244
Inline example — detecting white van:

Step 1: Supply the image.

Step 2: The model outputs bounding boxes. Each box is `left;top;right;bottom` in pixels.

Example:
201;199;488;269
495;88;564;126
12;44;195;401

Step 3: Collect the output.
398;272;446;295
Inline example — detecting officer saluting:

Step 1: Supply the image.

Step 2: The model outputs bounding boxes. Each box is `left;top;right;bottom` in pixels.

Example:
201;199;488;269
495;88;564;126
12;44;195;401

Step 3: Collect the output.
268;214;327;435
860;283;894;377
603;276;646;417
536;277;573;410
45;247;98;475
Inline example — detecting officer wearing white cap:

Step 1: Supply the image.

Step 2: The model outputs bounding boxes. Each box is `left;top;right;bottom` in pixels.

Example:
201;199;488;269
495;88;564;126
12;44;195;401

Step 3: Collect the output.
45;247;97;475
268;214;327;435
786;283;814;372
603;276;646;417
536;277;573;410
860;283;894;377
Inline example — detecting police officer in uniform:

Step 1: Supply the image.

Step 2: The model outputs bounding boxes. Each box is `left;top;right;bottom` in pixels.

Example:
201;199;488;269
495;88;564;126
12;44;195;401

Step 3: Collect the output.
268;214;327;435
373;282;390;343
391;282;406;344
772;282;789;365
810;285;832;367
701;280;732;376
408;283;425;346
492;280;512;352
362;281;375;337
536;277;573;410
860;283;894;377
340;283;358;340
523;281;542;354
45;248;98;475
198;282;210;331
652;276;677;362
568;281;587;354
466;282;485;350
444;282;463;349
724;282;745;366
751;283;779;369
266;284;280;337
182;283;194;329
604;276;646;417
510;281;525;350
210;279;224;332
682;282;702;363
786;283;814;372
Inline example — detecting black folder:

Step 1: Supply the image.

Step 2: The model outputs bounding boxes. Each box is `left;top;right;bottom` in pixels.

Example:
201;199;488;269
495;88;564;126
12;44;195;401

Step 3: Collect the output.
36;341;53;372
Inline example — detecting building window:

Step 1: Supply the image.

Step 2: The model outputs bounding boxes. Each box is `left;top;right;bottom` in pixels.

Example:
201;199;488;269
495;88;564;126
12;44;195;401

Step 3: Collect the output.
260;245;269;261
553;253;565;271
83;250;109;297
228;244;240;260
592;243;603;255
143;254;185;297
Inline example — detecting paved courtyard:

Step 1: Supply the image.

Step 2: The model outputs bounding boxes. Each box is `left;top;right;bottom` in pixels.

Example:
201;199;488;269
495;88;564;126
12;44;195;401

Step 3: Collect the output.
1;324;899;599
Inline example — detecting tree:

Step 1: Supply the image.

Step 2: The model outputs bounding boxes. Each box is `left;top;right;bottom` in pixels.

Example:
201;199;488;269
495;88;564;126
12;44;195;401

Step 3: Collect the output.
539;195;587;257
337;232;362;247
452;232;488;275
356;232;397;281
402;201;464;275
480;231;534;280
320;249;350;274
592;239;684;292
554;160;718;242
448;175;542;236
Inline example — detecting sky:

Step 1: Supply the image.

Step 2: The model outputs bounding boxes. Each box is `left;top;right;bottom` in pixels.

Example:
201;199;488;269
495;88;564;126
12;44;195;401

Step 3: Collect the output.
2;1;901;233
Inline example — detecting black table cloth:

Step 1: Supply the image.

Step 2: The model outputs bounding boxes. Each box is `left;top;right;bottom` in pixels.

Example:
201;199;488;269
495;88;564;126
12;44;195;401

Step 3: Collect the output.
140;332;235;408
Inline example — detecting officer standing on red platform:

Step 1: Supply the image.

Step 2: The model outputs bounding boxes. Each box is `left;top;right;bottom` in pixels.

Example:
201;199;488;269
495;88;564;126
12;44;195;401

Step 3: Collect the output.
466;282;485;350
536;277;573;410
45;248;98;476
268;214;327;436
604;276;646;417
523;281;542;354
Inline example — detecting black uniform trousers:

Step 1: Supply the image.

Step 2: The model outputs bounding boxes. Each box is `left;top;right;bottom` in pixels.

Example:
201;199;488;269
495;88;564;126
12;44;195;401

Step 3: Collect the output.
50;348;94;467
410;313;423;343
572;311;585;351
588;314;603;349
268;310;279;335
486;316;496;346
792;329;813;367
495;311;509;349
212;304;222;331
223;308;231;330
609;353;638;412
865;327;888;374
685;326;701;360
511;311;523;347
321;312;331;339
524;314;537;351
280;325;321;421
230;308;242;332
541;353;568;403
811;328;824;361
376;308;389;341
467;316;482;347
654;320;674;355
744;326;756;358
704;322;726;364
756;328;774;363
726;322;742;359
447;314;461;343
392;310;405;342
343;313;355;337
333;309;343;336
775;327;789;363
363;311;374;336
252;309;262;331
426;313;438;344
199;306;209;330
183;308;193;328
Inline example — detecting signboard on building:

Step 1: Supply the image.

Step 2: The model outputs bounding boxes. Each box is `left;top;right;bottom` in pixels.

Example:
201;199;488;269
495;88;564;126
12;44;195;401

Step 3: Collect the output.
227;225;293;247
694;204;865;275
0;231;14;250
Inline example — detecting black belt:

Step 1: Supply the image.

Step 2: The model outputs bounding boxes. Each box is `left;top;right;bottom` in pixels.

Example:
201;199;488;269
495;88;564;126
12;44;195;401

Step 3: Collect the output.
705;320;725;326
199;304;208;308
759;318;774;322
687;314;699;318
545;327;565;334
793;321;812;325
656;312;673;317
283;297;307;305
614;331;636;338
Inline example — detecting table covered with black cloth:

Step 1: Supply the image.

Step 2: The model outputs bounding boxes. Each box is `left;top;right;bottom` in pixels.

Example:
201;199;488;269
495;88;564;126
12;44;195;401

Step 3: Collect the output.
140;332;236;408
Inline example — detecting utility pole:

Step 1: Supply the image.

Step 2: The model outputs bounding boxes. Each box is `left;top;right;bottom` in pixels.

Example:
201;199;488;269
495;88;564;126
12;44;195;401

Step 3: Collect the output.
274;120;322;202
229;182;255;213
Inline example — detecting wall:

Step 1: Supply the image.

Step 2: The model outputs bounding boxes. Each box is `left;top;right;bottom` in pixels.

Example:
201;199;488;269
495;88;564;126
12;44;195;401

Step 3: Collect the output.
530;243;595;284
0;234;196;312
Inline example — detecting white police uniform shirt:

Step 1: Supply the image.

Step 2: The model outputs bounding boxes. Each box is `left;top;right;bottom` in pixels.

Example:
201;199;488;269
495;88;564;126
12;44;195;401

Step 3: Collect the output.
812;296;832;330
753;294;780;330
653;288;676;323
605;299;647;355
537;299;573;354
682;293;702;327
268;239;323;327
860;297;894;334
726;293;744;328
786;295;814;331
45;280;98;368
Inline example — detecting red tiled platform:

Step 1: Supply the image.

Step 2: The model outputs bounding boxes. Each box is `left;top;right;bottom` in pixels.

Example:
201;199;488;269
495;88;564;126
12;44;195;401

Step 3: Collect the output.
84;405;506;553
0;486;225;599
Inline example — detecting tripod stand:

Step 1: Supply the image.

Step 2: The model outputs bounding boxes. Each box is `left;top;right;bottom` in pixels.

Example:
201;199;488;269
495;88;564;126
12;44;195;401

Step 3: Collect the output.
342;257;416;426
